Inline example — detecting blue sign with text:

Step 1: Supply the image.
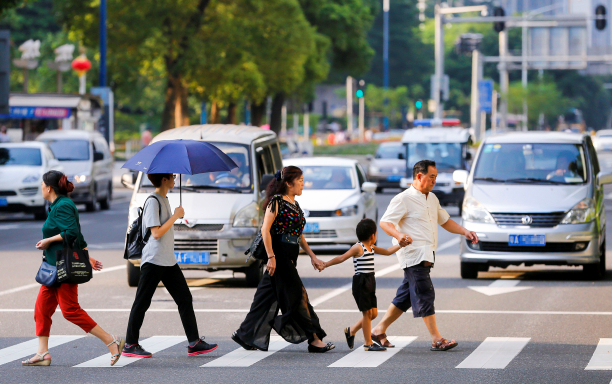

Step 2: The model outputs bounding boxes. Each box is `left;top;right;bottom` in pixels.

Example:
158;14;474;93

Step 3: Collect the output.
478;80;493;113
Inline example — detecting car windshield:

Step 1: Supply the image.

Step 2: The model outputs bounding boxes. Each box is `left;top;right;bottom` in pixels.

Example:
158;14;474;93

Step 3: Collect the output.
302;166;356;190
407;142;463;170
138;142;252;193
0;147;42;166
375;143;403;159
473;143;587;184
43;139;90;161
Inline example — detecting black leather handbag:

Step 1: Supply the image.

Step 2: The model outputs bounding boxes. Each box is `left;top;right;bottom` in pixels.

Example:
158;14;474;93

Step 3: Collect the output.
244;230;266;262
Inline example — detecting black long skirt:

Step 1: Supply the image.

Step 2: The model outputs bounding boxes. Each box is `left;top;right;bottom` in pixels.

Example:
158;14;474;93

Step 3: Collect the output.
236;237;326;351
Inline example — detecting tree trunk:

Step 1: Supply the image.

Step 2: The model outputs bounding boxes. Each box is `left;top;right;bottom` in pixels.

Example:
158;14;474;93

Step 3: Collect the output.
210;102;220;124
161;73;190;131
269;93;284;134
251;99;267;127
226;102;237;124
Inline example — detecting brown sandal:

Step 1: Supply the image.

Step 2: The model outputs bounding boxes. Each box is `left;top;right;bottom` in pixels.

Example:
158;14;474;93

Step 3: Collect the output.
371;333;395;348
431;338;458;351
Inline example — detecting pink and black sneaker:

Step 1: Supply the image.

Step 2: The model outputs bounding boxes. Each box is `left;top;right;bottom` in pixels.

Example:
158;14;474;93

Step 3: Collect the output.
188;337;218;356
122;343;153;358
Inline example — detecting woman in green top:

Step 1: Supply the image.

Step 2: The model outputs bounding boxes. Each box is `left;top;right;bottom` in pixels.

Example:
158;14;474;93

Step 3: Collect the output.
22;171;124;367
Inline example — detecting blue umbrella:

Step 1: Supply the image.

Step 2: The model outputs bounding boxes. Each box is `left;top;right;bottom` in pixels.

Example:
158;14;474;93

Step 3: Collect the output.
122;140;238;205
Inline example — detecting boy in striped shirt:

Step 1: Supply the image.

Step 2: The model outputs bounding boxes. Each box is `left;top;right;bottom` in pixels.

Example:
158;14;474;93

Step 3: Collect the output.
320;219;407;351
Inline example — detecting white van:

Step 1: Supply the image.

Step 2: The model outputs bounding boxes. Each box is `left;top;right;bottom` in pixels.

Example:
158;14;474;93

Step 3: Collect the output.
399;128;473;214
122;125;283;287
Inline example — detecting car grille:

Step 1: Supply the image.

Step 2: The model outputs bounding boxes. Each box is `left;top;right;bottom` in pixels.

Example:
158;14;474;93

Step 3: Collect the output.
174;238;218;254
308;211;335;218
0;190;17;197
469;241;588;253
19;187;39;196
491;212;565;227
304;230;337;238
174;224;224;232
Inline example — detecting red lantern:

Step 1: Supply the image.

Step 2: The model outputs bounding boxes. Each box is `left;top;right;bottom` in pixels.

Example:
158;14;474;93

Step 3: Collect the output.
71;55;91;77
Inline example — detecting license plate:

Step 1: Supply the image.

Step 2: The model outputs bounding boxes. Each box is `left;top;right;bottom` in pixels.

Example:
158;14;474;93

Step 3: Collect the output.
387;175;402;181
508;234;546;246
304;222;320;233
0;198;6;207
175;252;210;265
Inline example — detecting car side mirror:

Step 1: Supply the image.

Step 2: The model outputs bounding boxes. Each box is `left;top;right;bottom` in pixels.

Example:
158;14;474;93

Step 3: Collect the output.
93;151;104;162
466;152;472;161
453;170;469;185
260;174;275;192
365;154;373;161
121;173;135;190
398;153;405;160
361;182;377;193
597;171;612;186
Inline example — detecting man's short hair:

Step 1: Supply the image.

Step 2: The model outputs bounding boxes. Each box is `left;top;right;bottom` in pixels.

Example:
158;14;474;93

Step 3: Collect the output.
413;160;436;179
356;218;377;241
147;173;173;188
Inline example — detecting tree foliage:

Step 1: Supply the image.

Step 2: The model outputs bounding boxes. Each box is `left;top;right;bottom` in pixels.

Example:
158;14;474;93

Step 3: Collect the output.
506;79;569;128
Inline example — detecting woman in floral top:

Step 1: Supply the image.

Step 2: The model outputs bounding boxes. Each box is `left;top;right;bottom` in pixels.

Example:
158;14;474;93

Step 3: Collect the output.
232;166;334;353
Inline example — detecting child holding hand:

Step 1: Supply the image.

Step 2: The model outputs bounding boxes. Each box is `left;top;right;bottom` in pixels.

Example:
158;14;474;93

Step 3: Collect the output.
320;219;407;351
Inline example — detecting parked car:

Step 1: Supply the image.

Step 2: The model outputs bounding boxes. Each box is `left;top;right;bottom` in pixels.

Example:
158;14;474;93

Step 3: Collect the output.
594;129;612;152
283;157;378;247
399;128;473;214
366;142;405;192
454;131;612;279
37;130;113;211
122;124;282;287
0;142;62;220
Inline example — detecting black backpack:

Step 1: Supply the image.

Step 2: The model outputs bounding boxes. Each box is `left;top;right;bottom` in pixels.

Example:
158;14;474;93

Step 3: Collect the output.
124;195;161;260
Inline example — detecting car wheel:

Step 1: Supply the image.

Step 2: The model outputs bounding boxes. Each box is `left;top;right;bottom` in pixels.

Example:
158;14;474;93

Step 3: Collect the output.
33;203;49;221
85;185;98;212
376;187;383;194
127;261;141;287
99;183;111;210
584;238;606;280
460;261;484;279
245;261;264;287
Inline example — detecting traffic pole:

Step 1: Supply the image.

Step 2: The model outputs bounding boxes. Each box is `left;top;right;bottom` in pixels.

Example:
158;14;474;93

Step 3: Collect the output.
358;96;365;143
99;0;107;87
346;76;353;137
383;0;389;129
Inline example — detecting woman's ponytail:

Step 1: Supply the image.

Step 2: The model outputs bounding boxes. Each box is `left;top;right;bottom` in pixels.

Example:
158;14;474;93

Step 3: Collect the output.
43;170;73;196
58;175;74;194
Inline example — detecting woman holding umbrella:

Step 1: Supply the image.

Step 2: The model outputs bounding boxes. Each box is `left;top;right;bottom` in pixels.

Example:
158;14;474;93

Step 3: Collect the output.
232;166;334;353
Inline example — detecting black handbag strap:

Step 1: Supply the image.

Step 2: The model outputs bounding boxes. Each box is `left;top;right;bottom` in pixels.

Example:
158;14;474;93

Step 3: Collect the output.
142;195;162;242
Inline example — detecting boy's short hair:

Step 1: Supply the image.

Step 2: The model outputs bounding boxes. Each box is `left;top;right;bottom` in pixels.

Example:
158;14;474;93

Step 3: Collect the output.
356;218;377;241
147;173;173;188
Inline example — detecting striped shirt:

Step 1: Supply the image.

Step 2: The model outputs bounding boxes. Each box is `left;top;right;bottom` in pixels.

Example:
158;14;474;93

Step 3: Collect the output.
353;242;375;274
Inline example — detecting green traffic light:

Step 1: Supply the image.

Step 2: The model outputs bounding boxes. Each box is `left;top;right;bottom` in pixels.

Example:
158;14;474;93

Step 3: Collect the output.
415;100;423;109
356;89;364;98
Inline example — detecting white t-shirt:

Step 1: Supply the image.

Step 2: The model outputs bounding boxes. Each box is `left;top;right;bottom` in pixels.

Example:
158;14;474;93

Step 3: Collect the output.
380;186;450;269
141;193;176;267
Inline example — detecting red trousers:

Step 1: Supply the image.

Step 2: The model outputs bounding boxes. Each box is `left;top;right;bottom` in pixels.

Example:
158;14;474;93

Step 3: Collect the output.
34;283;97;337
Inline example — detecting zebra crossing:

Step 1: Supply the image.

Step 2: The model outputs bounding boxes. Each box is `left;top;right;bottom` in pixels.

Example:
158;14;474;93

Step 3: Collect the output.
3;335;612;371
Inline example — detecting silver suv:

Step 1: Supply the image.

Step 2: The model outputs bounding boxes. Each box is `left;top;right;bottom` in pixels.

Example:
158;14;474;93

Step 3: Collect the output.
454;132;612;279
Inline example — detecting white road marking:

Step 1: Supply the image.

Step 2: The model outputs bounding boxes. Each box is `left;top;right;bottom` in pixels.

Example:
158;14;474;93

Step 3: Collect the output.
0;335;85;366
310;237;460;307
74;336;186;368
87;242;126;250
456;337;530;369
0;264;126;297
585;339;612;370
203;336;290;367
468;279;533;296
329;336;417;367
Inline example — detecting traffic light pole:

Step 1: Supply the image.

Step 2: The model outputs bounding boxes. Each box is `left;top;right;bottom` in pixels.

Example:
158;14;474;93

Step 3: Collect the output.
470;49;482;141
346;76;353;137
499;29;509;131
433;4;444;120
358;96;365;143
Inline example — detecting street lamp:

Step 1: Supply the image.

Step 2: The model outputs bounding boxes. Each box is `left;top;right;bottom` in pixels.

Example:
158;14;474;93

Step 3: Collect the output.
47;44;74;93
12;39;40;93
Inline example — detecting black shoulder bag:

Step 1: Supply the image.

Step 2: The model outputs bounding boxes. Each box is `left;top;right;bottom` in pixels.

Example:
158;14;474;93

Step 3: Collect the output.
56;207;92;284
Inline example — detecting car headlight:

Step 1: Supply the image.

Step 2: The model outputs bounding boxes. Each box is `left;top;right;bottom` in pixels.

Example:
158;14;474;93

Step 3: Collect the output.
233;202;260;227
335;205;359;216
73;174;90;184
22;174;39;183
462;197;495;223
560;198;596;224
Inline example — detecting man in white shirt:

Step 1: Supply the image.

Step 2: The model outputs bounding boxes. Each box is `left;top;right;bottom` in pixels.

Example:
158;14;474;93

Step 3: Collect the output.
371;160;478;352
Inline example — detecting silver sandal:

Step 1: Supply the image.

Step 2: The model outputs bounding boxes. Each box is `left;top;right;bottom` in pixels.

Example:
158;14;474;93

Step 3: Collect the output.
107;335;125;366
22;351;51;366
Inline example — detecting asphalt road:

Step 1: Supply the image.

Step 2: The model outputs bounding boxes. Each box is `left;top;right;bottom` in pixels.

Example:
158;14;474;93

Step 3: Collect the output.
3;159;612;383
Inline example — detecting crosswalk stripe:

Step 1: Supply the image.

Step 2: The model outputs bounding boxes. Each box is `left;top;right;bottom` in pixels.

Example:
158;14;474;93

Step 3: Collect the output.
74;336;186;368
456;337;530;369
585;338;612;370
0;335;85;366
328;336;418;368
203;336;290;367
